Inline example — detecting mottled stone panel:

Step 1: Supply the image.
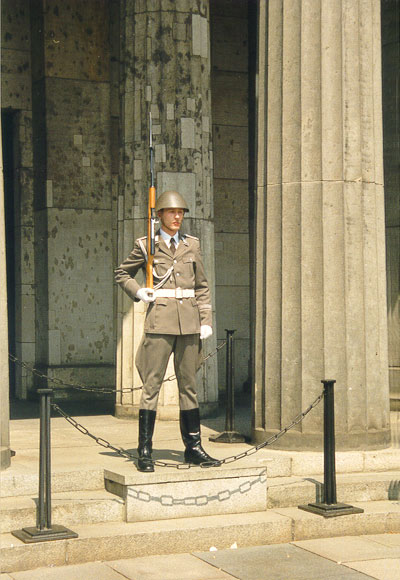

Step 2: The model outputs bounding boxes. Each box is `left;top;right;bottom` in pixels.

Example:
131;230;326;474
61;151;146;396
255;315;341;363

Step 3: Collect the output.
212;72;248;126
46;209;114;365
213;179;249;234
42;0;110;81
213;125;248;180
45;78;112;210
1;49;32;110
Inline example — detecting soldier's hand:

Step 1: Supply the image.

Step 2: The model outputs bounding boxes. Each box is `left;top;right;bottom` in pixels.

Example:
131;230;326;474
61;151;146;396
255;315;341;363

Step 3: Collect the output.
136;288;155;303
200;325;213;340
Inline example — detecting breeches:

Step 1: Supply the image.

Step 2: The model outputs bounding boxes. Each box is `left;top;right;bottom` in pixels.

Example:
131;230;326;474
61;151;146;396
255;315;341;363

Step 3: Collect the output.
135;333;202;411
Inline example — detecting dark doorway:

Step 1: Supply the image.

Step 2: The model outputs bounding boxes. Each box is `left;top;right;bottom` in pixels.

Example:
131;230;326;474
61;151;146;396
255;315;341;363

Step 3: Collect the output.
2;111;16;398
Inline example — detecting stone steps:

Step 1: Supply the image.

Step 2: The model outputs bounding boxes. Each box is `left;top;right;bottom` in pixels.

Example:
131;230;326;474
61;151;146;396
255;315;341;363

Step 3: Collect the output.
1;500;399;573
0;490;124;534
267;471;400;509
0;468;105;498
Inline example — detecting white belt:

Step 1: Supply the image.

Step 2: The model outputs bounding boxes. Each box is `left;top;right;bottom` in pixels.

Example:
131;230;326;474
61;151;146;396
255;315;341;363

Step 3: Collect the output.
154;288;195;299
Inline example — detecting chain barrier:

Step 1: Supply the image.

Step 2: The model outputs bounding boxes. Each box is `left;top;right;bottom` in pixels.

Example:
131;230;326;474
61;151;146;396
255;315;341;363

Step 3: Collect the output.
128;472;267;506
51;389;324;469
8;340;226;395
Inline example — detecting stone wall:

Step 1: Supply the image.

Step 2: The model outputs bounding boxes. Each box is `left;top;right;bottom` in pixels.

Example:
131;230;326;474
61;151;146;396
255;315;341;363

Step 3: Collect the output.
382;0;400;407
211;0;250;394
1;0;35;398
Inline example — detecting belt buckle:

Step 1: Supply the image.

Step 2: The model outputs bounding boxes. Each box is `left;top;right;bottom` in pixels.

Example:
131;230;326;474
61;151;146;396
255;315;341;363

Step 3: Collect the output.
175;287;183;299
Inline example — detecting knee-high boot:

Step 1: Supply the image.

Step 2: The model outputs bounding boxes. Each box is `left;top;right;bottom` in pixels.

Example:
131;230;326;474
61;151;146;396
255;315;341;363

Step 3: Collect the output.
180;408;219;465
137;409;156;472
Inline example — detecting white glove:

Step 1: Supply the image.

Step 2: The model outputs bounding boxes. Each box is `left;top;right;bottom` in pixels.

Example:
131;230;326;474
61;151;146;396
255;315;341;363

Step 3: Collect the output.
200;325;213;340
136;288;155;303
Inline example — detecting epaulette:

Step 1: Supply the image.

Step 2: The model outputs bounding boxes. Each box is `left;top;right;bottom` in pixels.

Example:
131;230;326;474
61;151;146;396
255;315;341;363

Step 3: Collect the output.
137;236;147;241
183;234;199;241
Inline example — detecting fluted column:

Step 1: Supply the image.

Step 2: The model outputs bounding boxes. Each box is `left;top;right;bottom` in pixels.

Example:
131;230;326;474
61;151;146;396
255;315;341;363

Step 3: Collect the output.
253;0;390;450
115;0;217;419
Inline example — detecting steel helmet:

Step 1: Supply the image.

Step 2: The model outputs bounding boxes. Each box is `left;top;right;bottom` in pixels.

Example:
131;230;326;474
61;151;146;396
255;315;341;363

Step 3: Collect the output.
155;190;189;212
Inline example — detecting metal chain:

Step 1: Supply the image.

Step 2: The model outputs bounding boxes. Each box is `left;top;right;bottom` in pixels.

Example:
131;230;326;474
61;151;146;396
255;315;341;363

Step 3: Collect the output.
8;340;226;395
51;389;324;469
128;472;267;506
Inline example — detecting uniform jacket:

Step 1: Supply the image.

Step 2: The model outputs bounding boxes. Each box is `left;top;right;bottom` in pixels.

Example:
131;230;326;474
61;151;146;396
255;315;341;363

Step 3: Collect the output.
115;232;212;335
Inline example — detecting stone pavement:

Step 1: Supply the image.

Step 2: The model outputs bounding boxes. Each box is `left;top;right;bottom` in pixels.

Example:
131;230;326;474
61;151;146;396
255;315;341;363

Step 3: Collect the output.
0;533;399;579
1;401;399;577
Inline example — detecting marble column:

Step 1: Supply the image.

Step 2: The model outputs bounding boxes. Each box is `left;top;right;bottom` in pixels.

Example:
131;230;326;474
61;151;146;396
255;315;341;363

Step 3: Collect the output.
0;119;11;470
115;0;217;420
253;0;390;450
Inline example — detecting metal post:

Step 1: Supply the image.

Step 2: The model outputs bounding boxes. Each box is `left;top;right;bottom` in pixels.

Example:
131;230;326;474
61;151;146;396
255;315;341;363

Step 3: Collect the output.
12;390;78;543
299;380;364;517
323;380;337;505
209;330;245;444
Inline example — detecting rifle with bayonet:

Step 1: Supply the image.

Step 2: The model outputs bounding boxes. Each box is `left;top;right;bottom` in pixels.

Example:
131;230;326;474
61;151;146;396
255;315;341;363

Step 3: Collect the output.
146;113;157;289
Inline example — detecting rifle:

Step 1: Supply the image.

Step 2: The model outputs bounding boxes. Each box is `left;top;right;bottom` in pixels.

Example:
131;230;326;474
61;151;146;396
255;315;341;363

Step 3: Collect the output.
146;113;157;288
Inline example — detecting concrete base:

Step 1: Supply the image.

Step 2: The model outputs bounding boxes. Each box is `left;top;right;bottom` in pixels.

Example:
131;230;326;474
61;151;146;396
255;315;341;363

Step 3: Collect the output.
253;427;392;452
298;502;364;518
105;466;267;522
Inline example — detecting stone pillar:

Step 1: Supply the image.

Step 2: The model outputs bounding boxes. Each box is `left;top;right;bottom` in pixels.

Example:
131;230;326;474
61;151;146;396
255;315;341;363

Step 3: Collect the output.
115;0;217;420
253;0;390;450
0;117;11;470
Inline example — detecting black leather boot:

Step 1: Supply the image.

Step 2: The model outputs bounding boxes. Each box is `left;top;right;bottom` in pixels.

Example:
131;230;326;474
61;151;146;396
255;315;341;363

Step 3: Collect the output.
137;409;156;472
180;408;220;466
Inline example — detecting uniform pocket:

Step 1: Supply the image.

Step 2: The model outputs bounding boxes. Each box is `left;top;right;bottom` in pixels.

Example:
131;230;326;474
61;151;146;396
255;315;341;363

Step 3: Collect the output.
183;257;195;279
153;260;170;278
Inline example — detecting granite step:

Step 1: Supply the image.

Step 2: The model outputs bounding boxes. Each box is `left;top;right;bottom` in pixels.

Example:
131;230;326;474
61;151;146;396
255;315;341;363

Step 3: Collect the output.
0;490;124;534
267;471;400;508
1;500;399;574
0;468;105;498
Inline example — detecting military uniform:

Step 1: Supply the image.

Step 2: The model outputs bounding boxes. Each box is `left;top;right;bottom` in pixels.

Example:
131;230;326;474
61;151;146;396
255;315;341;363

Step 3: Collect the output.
115;190;218;472
115;231;212;411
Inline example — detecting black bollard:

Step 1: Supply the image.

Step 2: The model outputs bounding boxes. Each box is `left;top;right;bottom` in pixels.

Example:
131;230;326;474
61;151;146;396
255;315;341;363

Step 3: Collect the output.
209;329;246;444
299;380;364;517
12;389;78;543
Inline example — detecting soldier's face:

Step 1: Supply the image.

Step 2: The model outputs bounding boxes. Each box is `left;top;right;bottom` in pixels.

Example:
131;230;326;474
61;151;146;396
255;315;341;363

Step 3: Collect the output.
158;208;184;236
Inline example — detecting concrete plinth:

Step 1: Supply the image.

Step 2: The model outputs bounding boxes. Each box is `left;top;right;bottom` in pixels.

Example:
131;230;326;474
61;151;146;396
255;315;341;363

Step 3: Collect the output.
105;466;266;522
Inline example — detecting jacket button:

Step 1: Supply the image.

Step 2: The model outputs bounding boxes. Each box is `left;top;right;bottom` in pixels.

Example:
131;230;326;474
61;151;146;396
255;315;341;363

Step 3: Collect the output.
179;300;183;304
176;272;180;276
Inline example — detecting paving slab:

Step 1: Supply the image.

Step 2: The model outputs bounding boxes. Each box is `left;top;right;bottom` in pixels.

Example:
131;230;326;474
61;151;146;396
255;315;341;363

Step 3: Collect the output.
293;534;400;562
107;553;235;579
4;562;125;580
195;544;371;580
343;558;400;580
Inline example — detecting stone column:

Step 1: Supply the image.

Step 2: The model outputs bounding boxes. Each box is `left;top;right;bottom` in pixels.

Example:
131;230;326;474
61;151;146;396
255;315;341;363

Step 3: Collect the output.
115;0;217;420
253;0;390;450
0;118;11;470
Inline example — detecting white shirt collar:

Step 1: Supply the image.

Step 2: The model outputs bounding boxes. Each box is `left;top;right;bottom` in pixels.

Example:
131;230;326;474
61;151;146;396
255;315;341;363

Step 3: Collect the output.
160;228;179;247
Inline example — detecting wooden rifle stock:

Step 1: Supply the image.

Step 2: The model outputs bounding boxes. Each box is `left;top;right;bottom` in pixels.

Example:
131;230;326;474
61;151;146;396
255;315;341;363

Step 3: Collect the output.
146;185;156;288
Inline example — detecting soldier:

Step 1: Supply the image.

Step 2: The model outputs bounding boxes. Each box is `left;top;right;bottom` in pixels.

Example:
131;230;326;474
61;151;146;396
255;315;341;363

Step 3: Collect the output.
115;190;218;472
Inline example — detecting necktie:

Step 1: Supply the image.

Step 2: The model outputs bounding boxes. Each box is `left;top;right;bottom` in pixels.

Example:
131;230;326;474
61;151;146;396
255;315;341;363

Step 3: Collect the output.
170;238;176;254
